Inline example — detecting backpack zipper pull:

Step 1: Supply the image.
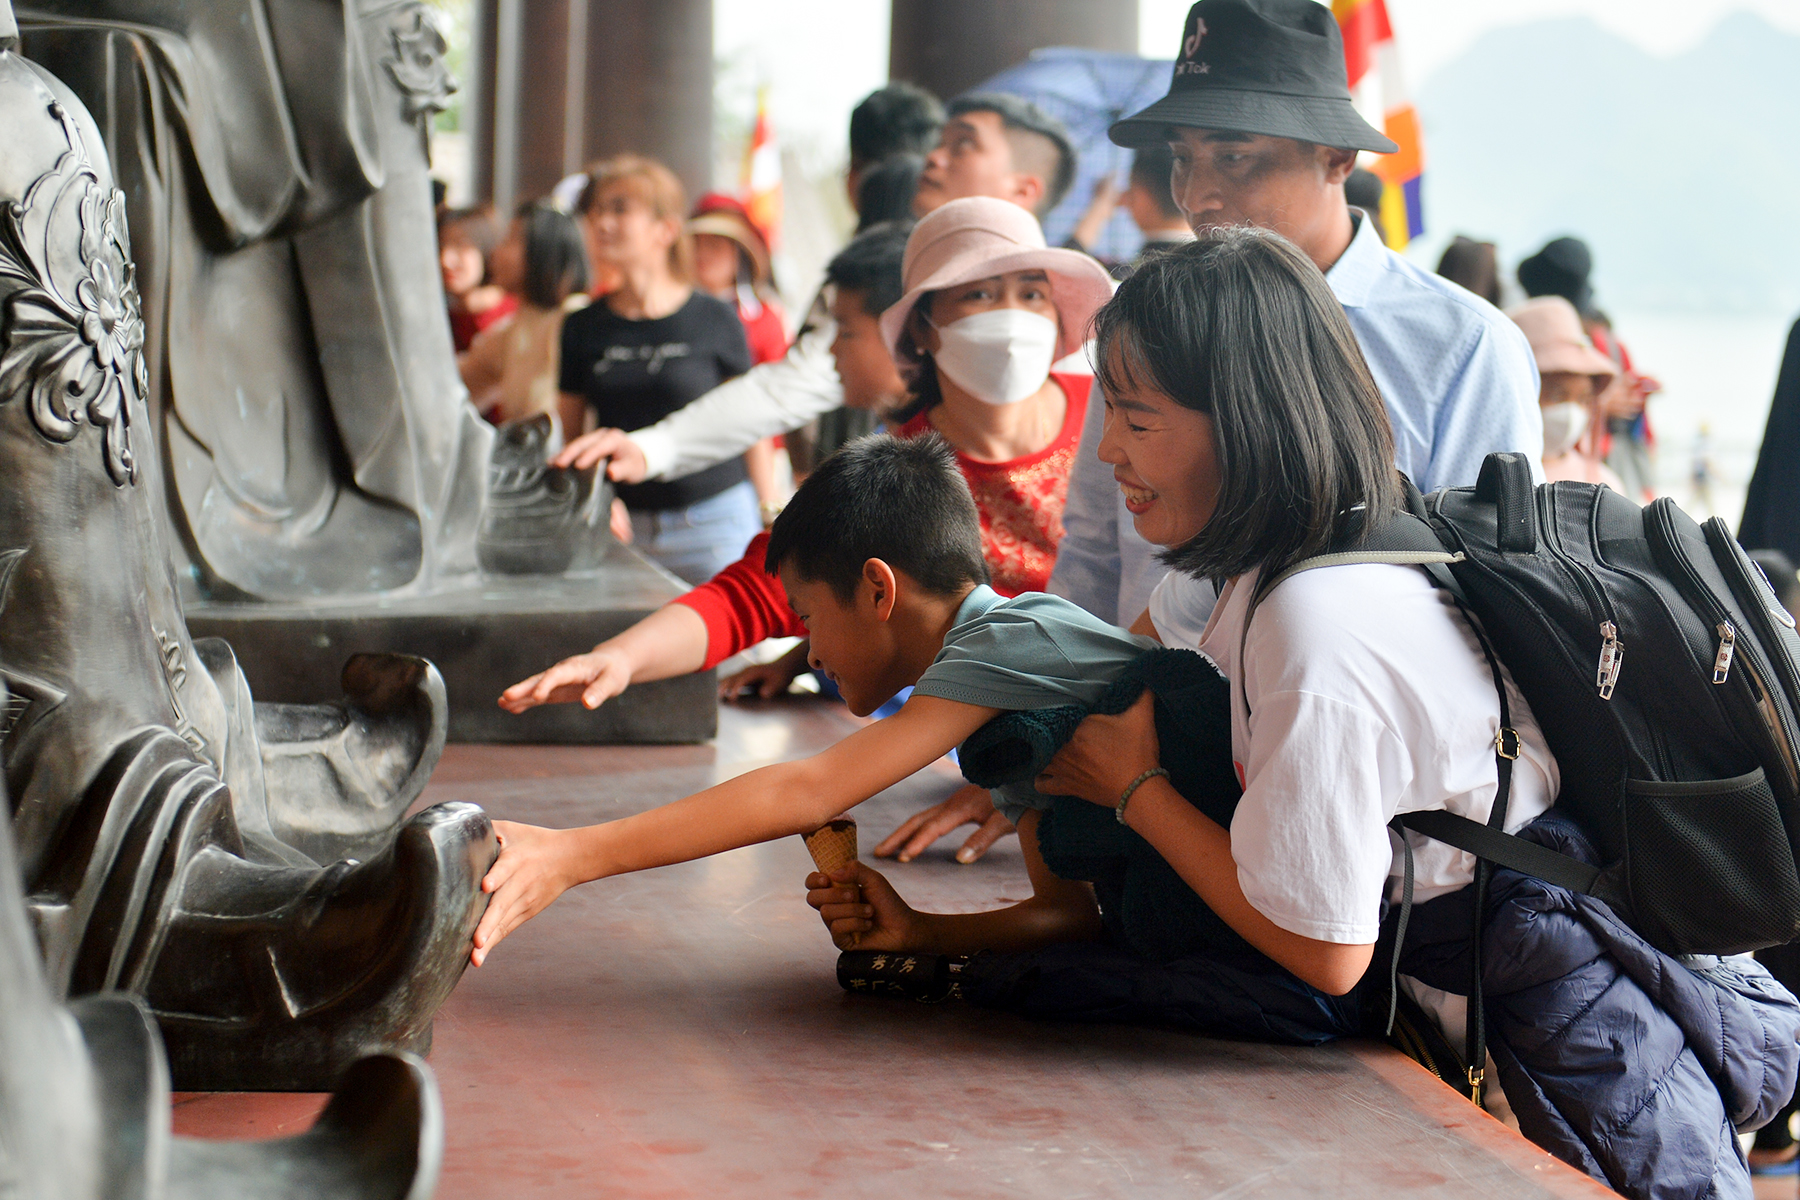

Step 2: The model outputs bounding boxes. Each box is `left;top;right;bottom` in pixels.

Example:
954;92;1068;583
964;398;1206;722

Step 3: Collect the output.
1713;620;1737;685
1597;621;1624;700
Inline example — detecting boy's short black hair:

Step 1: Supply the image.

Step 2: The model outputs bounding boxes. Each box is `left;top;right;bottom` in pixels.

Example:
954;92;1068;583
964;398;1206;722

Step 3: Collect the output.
849;84;945;171
1129;146;1182;220
824;221;911;319
765;433;989;603
948;93;1077;216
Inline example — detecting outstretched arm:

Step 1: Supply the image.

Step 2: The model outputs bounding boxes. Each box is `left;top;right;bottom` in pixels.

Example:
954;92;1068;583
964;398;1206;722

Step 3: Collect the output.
557;317;844;481
472;694;1000;965
499;602;709;713
810;809;1101;955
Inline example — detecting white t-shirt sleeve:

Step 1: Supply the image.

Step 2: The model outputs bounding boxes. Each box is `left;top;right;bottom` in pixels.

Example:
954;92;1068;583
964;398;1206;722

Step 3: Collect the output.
1147;571;1216;648
631;318;844;481
1229;689;1413;944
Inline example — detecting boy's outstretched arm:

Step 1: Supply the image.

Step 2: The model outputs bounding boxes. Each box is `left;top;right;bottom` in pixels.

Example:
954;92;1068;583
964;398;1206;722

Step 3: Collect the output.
471;694;1000;965
499;603;709;713
808;810;1102;955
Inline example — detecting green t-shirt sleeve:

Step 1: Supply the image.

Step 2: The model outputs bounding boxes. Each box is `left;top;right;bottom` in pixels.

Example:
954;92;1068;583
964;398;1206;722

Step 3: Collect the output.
912;600;1152;712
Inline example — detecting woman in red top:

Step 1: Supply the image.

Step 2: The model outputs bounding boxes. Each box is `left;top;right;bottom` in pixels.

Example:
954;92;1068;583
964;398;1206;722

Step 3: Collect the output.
880;196;1112;596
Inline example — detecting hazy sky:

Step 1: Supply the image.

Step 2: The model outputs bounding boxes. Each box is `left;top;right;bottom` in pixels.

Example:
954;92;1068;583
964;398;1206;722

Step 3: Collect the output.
716;0;1800;166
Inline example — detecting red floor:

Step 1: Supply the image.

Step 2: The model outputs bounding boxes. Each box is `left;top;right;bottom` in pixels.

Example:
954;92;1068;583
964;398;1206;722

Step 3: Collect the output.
173;701;1609;1198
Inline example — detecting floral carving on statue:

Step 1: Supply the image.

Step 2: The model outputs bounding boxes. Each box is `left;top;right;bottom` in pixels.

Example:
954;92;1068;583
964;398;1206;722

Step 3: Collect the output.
381;7;456;128
0;101;145;488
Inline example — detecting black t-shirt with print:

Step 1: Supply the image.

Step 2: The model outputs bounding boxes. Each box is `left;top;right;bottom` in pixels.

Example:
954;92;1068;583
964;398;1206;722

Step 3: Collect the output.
559;290;752;510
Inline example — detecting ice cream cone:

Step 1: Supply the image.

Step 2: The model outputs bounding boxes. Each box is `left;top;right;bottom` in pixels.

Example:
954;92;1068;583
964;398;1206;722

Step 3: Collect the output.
802;818;858;874
803;818;861;948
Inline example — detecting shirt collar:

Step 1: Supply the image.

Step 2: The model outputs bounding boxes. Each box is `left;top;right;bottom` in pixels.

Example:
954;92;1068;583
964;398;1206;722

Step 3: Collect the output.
1325;210;1386;311
952;584;1003;627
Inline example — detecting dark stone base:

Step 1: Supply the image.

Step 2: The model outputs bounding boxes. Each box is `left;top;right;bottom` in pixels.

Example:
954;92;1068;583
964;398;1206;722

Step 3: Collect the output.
186;551;718;744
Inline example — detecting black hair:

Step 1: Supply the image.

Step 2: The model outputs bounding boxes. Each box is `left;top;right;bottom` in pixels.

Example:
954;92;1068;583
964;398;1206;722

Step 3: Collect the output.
849;83;945;171
516;202;591;309
855;154;923;230
948;93;1077;216
825;221;911;319
1093;226;1401;583
764;432;989;603
1128;146;1182;220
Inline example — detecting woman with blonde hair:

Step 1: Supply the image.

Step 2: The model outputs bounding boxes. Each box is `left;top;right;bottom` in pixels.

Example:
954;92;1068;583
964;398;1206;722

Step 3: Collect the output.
558;156;759;583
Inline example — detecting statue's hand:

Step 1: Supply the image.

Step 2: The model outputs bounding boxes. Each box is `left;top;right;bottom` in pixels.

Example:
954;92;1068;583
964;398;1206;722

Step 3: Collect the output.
555;427;649;481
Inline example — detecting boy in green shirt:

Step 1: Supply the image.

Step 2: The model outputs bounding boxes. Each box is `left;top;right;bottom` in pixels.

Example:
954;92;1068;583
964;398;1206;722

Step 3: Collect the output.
472;433;1153;965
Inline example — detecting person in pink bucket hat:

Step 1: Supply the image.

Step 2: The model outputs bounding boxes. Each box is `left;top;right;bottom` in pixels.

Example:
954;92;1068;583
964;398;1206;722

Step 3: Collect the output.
875;196;1113;601
1507;296;1623;491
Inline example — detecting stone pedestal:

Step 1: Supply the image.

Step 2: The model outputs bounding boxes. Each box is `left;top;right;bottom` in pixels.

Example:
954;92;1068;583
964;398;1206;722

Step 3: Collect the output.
187;550;719;745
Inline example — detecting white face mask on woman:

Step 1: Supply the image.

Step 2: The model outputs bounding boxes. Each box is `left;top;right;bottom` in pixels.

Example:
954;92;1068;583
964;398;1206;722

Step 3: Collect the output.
1540;400;1590;457
929;309;1059;406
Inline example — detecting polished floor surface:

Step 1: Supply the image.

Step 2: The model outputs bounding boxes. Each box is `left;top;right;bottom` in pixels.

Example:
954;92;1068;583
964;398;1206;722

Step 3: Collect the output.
173;700;1610;1198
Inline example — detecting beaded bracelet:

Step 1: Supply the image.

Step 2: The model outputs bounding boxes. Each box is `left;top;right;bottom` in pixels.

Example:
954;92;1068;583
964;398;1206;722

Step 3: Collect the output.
1115;767;1170;825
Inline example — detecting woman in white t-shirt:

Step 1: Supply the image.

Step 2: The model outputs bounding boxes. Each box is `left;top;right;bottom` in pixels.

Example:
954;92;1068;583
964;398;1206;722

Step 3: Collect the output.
1034;227;1558;1007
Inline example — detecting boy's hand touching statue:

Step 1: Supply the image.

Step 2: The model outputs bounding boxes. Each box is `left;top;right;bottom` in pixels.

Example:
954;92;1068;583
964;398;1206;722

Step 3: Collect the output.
471;821;586;966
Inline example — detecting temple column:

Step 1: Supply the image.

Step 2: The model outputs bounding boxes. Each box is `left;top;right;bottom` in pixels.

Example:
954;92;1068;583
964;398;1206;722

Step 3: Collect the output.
888;0;1140;101
472;0;714;211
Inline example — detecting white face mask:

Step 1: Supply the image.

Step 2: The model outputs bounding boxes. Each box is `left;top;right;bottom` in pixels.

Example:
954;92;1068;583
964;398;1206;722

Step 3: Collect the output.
929;308;1059;406
1541;400;1589;457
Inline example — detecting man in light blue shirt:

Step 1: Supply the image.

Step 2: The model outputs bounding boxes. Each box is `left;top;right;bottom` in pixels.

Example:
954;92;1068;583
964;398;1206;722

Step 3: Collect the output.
1050;0;1541;627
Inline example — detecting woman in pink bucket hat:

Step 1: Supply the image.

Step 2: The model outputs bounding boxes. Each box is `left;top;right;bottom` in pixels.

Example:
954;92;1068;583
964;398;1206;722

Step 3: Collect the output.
879;196;1114;598
1507;296;1623;491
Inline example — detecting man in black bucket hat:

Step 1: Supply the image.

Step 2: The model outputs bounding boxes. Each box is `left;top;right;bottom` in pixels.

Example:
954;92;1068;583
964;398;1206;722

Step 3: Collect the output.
1051;0;1543;637
1109;0;1397;155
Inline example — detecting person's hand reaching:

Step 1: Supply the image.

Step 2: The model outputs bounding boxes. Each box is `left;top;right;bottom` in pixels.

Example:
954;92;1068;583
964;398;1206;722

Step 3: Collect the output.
554;427;649;481
499;648;633;712
806;862;923;952
874;783;1014;864
471;821;583;966
719;641;810;702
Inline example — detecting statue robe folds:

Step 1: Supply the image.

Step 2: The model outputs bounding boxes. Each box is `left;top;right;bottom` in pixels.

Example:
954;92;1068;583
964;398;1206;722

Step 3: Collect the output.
16;0;493;599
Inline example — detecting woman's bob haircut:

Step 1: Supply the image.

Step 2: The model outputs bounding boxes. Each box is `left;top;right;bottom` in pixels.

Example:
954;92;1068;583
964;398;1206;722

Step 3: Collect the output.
1093;226;1401;583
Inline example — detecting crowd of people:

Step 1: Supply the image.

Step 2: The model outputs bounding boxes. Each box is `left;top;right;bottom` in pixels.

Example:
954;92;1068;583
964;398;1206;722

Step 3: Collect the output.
430;2;1800;1195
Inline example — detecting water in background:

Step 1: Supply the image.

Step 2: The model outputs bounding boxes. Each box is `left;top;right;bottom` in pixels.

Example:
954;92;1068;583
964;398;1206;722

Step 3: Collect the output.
1607;309;1794;533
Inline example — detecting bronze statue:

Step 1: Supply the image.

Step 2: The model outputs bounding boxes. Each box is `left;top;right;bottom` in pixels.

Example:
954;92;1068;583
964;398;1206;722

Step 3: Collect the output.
15;0;493;600
478;415;614;576
0;9;494;1090
9;0;715;750
0;701;447;1199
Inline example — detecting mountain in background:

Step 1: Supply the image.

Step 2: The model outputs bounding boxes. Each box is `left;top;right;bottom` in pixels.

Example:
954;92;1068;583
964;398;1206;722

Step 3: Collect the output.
1415;11;1800;315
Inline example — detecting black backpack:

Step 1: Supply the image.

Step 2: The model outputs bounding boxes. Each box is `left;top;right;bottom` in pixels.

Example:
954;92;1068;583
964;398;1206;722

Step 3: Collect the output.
1247;452;1800;1095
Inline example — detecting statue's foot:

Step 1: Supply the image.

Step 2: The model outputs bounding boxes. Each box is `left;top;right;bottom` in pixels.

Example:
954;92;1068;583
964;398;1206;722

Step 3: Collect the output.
72;994;444;1199
146;801;495;1091
167;1053;444;1200
247;651;450;865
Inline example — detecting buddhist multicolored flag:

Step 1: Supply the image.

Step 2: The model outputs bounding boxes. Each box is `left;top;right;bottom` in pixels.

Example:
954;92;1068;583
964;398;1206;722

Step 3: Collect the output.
1333;0;1424;249
740;88;782;251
